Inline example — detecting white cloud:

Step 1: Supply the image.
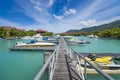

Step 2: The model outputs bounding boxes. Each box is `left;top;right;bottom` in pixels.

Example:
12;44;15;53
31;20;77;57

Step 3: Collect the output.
0;18;52;31
64;8;76;15
15;0;51;24
96;16;120;26
34;5;43;11
12;0;120;33
0;18;26;29
0;18;18;26
30;0;43;12
94;6;120;20
78;19;97;27
30;0;41;6
61;0;118;29
48;0;54;7
69;9;76;14
78;0;103;20
53;14;64;21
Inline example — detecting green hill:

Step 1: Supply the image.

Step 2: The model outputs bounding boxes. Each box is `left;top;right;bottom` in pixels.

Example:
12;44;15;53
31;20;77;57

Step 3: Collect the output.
66;20;120;32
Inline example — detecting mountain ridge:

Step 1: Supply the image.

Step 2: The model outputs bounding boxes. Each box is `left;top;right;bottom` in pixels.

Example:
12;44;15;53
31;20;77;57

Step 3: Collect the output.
66;20;120;32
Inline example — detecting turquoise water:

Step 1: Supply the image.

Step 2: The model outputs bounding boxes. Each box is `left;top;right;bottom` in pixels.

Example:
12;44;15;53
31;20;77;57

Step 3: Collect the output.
0;39;46;80
70;36;120;53
0;37;120;80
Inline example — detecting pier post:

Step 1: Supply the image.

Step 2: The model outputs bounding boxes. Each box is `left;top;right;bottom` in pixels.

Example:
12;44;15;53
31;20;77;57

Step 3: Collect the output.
43;52;52;64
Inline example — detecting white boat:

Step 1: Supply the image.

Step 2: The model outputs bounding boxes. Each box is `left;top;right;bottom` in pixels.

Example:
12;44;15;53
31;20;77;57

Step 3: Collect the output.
14;40;56;47
21;34;43;41
64;36;72;40
76;64;120;74
33;34;43;41
67;37;90;45
87;35;98;38
0;38;4;42
21;36;34;40
0;38;3;40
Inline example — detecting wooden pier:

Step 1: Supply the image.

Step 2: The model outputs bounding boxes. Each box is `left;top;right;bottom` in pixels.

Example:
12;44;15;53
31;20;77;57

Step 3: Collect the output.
52;37;81;80
52;37;70;80
34;37;116;80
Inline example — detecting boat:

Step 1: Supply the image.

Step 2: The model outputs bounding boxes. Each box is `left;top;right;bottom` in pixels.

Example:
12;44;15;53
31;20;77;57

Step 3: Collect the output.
87;34;98;38
80;54;120;70
14;40;56;47
33;34;43;41
63;36;72;40
21;36;34;40
0;38;4;42
0;38;3;40
76;64;120;74
114;56;120;60
67;37;90;45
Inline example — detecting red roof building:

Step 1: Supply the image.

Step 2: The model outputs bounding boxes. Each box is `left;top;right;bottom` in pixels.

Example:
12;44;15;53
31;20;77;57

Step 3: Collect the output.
36;29;47;33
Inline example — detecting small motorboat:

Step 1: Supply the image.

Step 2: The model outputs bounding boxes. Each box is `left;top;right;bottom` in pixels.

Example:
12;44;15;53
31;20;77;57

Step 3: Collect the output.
67;37;90;45
80;54;120;70
87;35;98;38
14;40;56;47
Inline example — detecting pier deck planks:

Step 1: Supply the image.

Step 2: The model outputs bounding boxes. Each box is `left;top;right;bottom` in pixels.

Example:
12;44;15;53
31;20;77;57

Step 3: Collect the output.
52;37;70;80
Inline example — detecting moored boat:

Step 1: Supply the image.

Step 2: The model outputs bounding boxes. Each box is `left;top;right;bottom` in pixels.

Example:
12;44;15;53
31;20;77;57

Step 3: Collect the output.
14;40;56;47
87;34;98;38
80;54;120;70
67;37;90;45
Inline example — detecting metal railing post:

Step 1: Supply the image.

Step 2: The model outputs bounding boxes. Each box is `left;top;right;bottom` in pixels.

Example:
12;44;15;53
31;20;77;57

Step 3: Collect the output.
84;61;87;80
76;54;85;80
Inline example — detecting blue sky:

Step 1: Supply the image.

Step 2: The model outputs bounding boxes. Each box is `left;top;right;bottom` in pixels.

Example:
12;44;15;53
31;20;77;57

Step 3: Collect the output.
0;0;120;33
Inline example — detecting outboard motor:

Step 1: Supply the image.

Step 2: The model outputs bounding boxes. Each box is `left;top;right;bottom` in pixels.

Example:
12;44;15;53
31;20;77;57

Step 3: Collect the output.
87;54;96;61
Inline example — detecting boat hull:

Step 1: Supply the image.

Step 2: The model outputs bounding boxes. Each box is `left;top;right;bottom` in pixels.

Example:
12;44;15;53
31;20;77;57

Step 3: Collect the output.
15;42;56;47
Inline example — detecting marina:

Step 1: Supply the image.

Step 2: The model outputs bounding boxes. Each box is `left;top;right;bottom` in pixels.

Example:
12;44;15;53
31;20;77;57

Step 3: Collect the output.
1;0;120;80
0;37;120;80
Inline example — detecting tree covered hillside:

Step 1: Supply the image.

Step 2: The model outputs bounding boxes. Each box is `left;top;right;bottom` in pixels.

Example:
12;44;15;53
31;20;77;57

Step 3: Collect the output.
66;20;120;32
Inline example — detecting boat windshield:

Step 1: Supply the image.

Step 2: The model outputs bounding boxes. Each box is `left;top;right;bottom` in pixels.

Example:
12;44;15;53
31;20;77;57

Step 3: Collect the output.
30;40;36;43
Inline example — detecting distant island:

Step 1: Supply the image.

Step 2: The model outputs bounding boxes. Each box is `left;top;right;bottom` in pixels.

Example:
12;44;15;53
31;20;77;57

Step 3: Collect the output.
60;20;120;39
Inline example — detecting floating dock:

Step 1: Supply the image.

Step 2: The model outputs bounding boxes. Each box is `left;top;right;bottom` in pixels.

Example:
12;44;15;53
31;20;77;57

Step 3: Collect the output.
77;66;120;74
10;46;57;51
